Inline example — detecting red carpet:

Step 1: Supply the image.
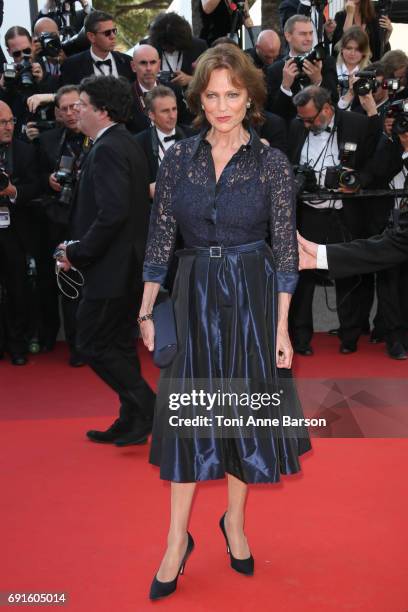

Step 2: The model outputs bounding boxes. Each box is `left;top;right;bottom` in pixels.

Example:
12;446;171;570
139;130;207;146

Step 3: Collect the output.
1;336;407;611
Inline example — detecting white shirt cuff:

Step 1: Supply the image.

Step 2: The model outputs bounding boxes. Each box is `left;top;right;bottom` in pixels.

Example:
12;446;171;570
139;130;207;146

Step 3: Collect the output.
402;151;408;160
317;244;329;269
9;188;17;204
280;85;293;97
338;96;351;110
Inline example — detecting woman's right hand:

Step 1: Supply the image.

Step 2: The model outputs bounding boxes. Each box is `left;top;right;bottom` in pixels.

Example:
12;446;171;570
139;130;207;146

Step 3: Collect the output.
345;0;356;13
140;319;155;352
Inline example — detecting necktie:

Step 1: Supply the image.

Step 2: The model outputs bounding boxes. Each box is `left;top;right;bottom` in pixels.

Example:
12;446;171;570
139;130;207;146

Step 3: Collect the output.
163;134;176;142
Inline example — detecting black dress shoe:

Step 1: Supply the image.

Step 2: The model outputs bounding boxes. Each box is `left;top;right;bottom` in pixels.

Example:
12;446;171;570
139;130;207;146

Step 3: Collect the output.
86;419;132;443
387;341;408;360
114;421;153;446
295;345;314;356
339;343;357;354
11;354;27;366
69;352;85;367
369;331;385;344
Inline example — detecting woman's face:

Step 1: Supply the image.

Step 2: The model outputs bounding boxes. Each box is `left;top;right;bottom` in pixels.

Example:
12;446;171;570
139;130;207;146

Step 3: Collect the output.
200;68;249;133
342;41;363;67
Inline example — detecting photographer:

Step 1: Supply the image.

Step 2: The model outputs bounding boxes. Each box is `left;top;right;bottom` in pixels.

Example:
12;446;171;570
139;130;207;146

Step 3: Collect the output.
266;15;338;122
200;0;253;47
245;29;282;72
330;0;392;62
33;85;85;363
336;27;371;110
148;12;207;88
60;11;133;85
0;26;59;140
0;101;41;365
37;0;92;38
287;85;381;355
127;44;192;134
33;17;66;79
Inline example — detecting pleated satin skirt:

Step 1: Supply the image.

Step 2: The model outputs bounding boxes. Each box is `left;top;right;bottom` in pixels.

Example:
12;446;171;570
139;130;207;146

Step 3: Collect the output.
149;240;312;483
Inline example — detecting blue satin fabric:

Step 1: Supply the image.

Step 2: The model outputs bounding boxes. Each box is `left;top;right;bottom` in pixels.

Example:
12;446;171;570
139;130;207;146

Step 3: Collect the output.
149;242;312;483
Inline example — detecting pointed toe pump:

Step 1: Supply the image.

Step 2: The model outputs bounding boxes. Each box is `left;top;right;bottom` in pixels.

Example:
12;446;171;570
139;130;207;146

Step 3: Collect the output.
219;513;254;576
149;532;195;600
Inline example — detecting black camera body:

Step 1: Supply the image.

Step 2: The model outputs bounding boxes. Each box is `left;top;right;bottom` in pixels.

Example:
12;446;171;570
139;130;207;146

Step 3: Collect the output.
54;155;76;206
293;43;326;76
387;99;408;135
375;0;393;17
38;32;62;59
324;142;359;190
293;164;318;193
3;56;34;90
158;70;176;84
353;70;378;96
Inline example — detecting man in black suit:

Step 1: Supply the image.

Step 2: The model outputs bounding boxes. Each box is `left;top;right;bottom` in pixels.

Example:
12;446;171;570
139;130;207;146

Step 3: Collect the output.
56;75;155;446
287;85;381;355
0;101;41;364
245;29;282;72
135;85;191;199
266;15;338;122
299;128;408;359
59;11;134;86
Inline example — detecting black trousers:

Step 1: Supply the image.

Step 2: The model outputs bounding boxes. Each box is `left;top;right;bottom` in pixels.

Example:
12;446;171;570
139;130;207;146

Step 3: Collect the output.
290;204;364;347
0;226;28;354
76;293;156;426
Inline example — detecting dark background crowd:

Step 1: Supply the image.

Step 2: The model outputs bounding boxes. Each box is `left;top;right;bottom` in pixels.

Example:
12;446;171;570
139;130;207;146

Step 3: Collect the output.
1;0;408;366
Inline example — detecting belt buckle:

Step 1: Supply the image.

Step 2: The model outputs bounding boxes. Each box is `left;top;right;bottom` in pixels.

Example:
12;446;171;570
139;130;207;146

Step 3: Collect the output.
210;246;222;258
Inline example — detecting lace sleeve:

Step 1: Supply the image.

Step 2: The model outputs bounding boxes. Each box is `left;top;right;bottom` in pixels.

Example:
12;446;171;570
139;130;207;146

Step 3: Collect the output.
265;148;299;294
143;143;181;283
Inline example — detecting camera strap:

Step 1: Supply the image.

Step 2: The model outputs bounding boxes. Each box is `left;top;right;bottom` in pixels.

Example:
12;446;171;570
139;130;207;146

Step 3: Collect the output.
162;51;182;73
55;263;84;300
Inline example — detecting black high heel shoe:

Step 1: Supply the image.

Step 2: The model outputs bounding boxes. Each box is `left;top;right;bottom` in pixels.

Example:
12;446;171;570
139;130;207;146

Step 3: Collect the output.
149;532;195;600
219;512;254;576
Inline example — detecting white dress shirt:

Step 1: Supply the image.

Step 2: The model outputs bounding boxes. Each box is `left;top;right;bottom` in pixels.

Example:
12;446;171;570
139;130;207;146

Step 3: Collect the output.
299;117;342;210
161;50;183;73
90;49;118;78
156;127;176;164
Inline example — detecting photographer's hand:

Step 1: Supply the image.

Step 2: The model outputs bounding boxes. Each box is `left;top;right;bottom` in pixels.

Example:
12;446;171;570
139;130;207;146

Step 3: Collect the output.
171;70;192;87
303;59;322;85
26;121;40;142
282;58;299;90
56;243;72;272
0;180;17;200
27;93;55;114
379;15;393;39
49;173;62;192
358;91;378;117
32;62;44;83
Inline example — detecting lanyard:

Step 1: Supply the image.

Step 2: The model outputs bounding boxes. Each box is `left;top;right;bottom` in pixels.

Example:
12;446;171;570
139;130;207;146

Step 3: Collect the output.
162;51;182;72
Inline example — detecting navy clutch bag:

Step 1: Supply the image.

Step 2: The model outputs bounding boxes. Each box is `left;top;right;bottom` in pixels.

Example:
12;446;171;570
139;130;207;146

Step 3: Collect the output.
153;293;178;368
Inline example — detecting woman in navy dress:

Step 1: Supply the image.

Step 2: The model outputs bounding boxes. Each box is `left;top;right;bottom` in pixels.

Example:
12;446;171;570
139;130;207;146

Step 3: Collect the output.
138;44;312;600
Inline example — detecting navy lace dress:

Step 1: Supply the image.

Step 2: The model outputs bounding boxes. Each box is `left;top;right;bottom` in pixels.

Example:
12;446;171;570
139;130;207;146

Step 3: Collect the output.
143;130;312;483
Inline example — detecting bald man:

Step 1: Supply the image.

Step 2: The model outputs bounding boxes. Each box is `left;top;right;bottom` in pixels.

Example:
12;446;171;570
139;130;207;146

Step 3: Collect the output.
127;43;193;134
0;101;41;364
33;17;65;77
246;29;281;72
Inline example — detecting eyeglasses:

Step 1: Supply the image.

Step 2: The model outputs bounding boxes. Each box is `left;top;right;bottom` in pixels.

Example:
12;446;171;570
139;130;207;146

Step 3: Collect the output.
11;48;31;58
0;118;16;127
138;60;158;66
96;28;117;37
296;106;323;126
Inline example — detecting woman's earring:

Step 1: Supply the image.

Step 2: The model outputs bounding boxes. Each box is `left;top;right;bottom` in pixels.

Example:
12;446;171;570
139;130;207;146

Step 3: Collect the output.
201;104;205;110
246;100;251;109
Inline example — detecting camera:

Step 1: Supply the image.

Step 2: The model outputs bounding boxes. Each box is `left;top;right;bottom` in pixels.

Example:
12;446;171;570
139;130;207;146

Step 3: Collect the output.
375;0;392;17
0;169;9;192
387;99;408;135
28;106;56;133
293;43;326;75
3;56;34;90
352;70;378;96
158;70;176;84
54;155;76;206
381;77;400;94
293;164;318;193
37;32;62;59
324;142;359;190
387;98;408;118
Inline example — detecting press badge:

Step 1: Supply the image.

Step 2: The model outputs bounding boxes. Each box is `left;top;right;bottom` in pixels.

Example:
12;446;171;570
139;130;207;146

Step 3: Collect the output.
0;206;10;228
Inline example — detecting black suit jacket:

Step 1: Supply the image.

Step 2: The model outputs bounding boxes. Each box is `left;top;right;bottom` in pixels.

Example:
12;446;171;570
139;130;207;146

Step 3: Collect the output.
135;125;192;183
287;109;381;171
266;55;338;122
60;49;134;86
66;124;151;299
258;111;288;154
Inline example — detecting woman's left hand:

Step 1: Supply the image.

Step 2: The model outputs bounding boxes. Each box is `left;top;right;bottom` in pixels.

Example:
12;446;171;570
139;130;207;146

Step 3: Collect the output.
379;15;393;33
276;326;293;369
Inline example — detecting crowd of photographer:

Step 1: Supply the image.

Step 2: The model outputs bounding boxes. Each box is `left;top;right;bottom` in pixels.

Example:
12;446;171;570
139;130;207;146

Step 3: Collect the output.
0;0;408;366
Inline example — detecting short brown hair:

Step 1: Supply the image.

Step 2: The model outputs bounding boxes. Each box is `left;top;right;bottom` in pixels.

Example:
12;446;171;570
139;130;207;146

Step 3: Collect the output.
186;44;266;129
55;85;80;108
336;26;371;69
145;85;176;113
382;49;408;78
